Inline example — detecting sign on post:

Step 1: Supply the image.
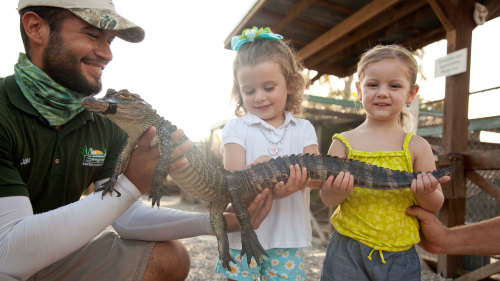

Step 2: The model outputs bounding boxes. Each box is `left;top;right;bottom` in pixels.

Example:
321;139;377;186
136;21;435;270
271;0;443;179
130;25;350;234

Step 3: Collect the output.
434;48;468;78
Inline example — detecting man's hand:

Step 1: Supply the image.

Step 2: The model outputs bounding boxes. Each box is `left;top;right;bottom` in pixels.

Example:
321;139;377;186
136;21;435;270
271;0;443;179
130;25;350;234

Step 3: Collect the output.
225;189;273;232
406;206;447;254
169;128;193;173
125;127;192;194
125;127;159;193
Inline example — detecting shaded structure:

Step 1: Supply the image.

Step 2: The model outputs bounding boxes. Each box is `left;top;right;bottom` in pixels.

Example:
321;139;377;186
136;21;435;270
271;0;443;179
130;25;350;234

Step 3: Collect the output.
225;0;500;278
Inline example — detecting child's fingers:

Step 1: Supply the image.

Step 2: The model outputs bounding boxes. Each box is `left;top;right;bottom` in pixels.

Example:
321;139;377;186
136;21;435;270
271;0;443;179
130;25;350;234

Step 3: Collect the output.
438;175;451;184
289;164;304;187
348;174;354;192
410;179;417;193
412;173;440;194
427;173;439;191
422;173;432;191
339;172;351;192
321;175;334;190
332;171;345;189
413;173;424;193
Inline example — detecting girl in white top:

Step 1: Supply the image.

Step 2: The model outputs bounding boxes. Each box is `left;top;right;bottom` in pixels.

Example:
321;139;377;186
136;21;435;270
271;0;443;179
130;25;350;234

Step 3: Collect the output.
215;27;320;281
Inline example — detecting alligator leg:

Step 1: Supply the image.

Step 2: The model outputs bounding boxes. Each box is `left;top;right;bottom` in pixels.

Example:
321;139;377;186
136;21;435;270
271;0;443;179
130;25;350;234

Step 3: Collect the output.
210;200;235;270
96;137;135;197
149;125;174;207
225;174;267;267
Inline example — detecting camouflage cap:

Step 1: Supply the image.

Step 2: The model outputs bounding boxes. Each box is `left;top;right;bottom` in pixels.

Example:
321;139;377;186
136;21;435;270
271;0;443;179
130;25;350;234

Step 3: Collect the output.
18;0;145;43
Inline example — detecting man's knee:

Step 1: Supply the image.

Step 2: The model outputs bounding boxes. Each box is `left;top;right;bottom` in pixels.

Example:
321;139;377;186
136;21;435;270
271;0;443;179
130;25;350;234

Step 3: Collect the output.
143;240;190;281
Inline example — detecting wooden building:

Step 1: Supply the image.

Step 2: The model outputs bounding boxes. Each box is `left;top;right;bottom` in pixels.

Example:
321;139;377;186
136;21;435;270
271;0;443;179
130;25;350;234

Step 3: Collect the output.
224;0;500;279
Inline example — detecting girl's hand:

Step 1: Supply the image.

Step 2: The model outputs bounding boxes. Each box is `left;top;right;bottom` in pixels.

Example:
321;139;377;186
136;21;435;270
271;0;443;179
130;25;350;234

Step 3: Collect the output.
410;172;447;194
320;171;354;207
272;164;311;199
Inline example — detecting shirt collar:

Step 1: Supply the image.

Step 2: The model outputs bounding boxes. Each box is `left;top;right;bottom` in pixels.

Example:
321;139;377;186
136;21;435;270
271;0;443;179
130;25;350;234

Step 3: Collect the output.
241;111;297;130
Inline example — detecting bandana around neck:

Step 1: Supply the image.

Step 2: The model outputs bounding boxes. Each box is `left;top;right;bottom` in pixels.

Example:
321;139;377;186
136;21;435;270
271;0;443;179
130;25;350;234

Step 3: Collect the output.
14;53;86;126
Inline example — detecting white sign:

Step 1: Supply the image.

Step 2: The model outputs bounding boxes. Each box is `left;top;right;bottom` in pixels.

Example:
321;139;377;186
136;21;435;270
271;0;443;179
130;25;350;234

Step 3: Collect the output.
434;48;468;78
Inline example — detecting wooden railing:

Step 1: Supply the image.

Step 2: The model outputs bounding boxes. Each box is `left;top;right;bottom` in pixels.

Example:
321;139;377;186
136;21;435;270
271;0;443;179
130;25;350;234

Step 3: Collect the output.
436;149;500;280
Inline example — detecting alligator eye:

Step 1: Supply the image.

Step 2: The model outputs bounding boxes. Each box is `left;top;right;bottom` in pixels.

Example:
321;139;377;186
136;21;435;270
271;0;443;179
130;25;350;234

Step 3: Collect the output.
118;93;131;99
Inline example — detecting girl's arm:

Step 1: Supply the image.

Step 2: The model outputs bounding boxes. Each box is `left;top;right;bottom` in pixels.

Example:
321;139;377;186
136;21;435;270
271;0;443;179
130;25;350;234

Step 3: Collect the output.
302;144;323;189
303;144;319;155
223;143;247;171
320;138;354;207
410;136;446;213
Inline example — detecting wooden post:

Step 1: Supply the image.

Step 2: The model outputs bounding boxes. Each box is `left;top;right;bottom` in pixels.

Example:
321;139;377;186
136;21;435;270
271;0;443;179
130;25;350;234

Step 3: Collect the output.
439;0;474;277
438;153;466;276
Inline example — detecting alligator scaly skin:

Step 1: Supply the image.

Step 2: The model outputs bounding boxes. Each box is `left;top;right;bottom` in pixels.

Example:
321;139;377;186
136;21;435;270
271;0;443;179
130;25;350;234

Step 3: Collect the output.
81;89;454;270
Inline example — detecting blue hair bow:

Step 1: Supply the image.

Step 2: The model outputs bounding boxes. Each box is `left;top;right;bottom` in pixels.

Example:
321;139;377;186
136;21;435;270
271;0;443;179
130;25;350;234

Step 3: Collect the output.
231;27;283;51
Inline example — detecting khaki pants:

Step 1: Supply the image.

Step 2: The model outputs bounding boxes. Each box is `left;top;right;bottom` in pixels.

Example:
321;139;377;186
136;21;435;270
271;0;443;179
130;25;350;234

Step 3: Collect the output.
27;230;155;281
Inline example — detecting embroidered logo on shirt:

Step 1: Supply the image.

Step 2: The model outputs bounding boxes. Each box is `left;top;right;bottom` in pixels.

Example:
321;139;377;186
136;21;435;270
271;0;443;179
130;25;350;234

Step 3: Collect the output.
20;157;31;166
81;146;106;167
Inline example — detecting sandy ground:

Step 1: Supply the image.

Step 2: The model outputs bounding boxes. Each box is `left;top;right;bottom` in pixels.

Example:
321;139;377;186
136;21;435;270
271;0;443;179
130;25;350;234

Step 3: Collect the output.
146;194;450;281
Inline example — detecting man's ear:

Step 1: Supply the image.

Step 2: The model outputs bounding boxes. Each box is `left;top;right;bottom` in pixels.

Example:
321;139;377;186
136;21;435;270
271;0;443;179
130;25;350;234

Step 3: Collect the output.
22;11;50;47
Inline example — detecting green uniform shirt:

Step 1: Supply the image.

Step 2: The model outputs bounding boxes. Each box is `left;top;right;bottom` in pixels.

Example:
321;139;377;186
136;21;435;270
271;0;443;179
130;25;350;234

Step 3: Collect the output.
0;75;127;214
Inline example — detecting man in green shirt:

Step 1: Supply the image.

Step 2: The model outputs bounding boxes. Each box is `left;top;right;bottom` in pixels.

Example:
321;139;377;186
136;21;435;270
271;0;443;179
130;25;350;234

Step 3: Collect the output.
0;1;272;280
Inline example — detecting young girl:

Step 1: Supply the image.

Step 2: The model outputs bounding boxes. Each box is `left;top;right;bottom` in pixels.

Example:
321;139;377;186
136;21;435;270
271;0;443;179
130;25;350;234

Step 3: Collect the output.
215;27;319;281
319;44;449;281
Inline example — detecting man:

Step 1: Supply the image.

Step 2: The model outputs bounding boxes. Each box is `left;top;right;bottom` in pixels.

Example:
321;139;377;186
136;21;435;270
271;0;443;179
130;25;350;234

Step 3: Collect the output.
0;1;272;280
406;207;500;255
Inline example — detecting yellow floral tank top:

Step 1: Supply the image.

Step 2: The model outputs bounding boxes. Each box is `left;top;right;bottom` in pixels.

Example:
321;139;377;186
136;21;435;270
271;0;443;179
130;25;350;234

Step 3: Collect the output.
331;132;420;252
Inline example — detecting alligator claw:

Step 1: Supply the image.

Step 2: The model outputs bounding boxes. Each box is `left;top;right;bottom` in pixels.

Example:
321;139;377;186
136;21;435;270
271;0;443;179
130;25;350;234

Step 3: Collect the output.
221;251;237;271
240;228;267;267
149;191;161;208
95;180;121;197
148;185;170;208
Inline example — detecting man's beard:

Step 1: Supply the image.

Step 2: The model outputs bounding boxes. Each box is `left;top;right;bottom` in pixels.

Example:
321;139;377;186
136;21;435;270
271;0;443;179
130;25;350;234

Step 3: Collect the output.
42;32;102;96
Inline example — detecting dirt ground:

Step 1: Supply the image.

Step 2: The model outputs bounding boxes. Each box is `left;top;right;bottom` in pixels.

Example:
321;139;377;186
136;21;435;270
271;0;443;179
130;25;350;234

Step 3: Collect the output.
149;194;450;281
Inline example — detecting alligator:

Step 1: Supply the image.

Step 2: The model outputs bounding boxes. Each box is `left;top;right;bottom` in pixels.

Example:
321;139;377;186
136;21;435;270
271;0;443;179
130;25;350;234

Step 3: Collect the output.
81;89;454;270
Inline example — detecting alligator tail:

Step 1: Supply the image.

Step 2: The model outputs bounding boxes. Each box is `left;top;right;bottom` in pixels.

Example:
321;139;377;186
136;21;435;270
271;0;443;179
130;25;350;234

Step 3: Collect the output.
431;166;454;179
242;154;453;192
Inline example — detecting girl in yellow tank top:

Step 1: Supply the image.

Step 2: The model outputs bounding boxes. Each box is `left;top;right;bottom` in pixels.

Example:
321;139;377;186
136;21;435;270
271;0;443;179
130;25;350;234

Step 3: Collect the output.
320;45;448;281
331;133;420;252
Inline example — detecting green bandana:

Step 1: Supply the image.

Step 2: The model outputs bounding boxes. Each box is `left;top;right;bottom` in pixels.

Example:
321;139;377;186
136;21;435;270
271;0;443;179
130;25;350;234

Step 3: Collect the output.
14;53;86;126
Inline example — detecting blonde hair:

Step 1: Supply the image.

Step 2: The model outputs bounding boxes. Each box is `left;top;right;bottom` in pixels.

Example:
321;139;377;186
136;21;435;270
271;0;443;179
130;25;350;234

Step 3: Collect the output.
356;44;418;130
231;38;306;117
